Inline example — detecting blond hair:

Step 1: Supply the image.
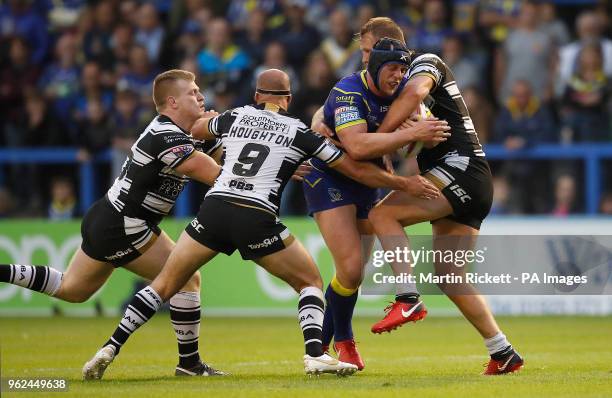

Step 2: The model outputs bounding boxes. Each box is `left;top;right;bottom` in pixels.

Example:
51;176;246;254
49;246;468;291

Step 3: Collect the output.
359;17;405;43
152;69;195;111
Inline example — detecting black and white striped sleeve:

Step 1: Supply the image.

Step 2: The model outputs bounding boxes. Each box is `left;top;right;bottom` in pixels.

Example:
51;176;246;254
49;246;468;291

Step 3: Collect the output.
408;54;444;90
193;138;222;155
154;132;196;169
293;127;344;166
207;110;237;137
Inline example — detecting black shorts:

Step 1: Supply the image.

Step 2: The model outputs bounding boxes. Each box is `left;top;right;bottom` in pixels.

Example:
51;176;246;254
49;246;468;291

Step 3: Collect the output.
81;198;161;267
422;157;493;230
185;197;293;260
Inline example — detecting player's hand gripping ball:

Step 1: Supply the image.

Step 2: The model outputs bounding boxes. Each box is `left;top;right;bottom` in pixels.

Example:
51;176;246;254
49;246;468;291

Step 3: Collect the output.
396;102;432;158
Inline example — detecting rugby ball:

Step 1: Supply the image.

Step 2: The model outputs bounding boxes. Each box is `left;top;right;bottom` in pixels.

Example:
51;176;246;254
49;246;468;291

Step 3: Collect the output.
396;102;432;158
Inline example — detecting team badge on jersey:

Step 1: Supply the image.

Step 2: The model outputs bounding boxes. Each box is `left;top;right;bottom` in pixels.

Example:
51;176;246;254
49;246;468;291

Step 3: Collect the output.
334;105;362;128
172;144;194;158
328;188;343;202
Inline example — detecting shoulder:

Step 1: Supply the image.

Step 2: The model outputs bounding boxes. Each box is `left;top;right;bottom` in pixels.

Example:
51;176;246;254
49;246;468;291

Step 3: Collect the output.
411;53;444;67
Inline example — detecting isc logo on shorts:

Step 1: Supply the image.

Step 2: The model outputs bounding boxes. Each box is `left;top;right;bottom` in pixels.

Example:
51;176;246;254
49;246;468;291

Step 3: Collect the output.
190;218;204;233
449;184;471;203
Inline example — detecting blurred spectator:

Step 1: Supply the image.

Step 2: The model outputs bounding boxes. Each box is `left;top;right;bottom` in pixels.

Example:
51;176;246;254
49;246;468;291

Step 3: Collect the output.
600;192;612;215
48;177;77;220
462;86;493;144
494;80;556;148
107;23;134;76
441;35;480;91
0;0;50;65
196;18;251;94
493;80;556;213
108;87;152;179
478;0;522;45
551;174;578;216
73;61;114;123
77;98;112;161
306;0;352;36
135;3;165;63
390;0;423;41
236;9;272;68
355;4;376;32
83;0;116;63
279;0;321;69
118;1;139;27
290;49;335;125
560;44;611;142
117;44;158;109
490;175;511;214
557;11;612;97
409;0;453;55
4;93;71;213
252;41;299;93
495;1;555;103
38;33;80;127
47;0;83;30
452;0;477;34
226;0;284;31
0;187;15;218
539;1;570;47
319;8;360;79
21;93;70;147
0;36;40;130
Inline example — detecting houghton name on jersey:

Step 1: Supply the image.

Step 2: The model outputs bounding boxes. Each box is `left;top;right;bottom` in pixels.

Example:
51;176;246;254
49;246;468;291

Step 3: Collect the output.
106;115;221;224
205;103;344;215
407;53;485;171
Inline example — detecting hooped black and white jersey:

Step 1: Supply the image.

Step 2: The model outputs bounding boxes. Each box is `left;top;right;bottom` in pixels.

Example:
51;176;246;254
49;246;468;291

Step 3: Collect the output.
407;53;485;170
206;103;344;215
106;115;221;224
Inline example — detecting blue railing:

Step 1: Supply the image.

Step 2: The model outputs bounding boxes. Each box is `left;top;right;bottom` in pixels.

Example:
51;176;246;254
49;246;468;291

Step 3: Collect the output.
0;144;611;215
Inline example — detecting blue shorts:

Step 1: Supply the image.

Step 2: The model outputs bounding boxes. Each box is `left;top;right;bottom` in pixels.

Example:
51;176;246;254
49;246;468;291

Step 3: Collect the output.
303;167;380;219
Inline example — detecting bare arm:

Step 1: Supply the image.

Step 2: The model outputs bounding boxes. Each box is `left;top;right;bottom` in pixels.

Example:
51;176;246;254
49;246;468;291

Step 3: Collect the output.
191;117;217;141
337;116;449;160
331;155;439;199
174;151;221;186
376;75;435;134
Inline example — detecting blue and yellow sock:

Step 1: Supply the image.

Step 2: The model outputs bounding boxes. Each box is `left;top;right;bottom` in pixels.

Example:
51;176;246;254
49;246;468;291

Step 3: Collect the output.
328;275;358;342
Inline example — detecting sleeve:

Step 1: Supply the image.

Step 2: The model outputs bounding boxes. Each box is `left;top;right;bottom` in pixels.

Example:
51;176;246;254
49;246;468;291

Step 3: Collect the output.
293;127;344;166
193;138;222;155
407;54;444;90
328;86;368;132
154;131;196;169
207;110;237;137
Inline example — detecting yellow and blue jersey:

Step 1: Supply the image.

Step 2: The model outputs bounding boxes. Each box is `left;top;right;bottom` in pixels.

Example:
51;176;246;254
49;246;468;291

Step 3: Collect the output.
303;70;407;219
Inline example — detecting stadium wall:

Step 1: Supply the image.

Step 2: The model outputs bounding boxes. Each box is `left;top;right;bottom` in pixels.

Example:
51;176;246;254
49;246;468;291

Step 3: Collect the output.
0;217;610;316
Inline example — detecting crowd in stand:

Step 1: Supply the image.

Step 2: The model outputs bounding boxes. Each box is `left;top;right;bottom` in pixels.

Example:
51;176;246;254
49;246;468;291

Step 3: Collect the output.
0;0;611;218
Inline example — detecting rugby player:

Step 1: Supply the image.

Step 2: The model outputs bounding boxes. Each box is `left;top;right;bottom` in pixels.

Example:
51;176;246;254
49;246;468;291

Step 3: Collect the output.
367;42;524;375
305;20;450;370
83;68;442;377
1;70;226;378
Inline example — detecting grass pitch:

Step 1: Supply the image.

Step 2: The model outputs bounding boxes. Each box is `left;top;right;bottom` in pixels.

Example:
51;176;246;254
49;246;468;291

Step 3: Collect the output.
0;316;611;398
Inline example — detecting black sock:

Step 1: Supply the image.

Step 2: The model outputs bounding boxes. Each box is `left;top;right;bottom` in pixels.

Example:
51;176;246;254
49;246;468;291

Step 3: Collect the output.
170;291;201;369
0;265;11;282
104;286;163;355
298;287;325;357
